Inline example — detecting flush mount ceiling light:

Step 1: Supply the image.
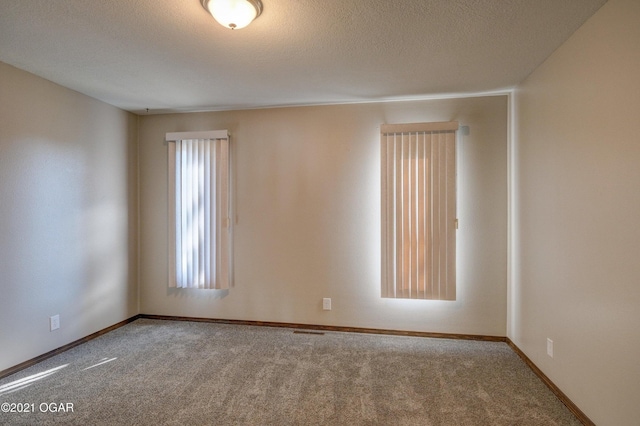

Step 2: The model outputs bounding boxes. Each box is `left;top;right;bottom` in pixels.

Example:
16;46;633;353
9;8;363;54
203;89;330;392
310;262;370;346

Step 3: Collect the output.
201;0;263;30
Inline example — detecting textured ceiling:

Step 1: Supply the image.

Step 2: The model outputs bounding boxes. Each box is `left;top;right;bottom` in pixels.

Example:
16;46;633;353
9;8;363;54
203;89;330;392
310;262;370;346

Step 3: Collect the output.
0;0;606;114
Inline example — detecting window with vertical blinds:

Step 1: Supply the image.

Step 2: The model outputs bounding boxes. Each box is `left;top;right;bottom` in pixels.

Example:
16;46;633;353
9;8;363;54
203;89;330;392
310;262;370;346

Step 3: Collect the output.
381;122;457;300
166;130;232;289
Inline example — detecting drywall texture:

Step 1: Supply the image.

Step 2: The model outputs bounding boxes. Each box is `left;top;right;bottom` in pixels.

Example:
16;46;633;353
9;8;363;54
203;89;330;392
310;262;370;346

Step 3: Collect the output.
511;0;640;424
139;96;508;336
0;62;139;372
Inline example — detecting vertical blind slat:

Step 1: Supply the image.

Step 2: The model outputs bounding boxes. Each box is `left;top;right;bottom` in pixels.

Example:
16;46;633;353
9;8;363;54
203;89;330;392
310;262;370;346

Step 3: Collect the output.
425;133;432;299
446;132;457;300
417;132;425;297
204;141;211;285
168;142;177;287
395;134;403;298
219;138;230;286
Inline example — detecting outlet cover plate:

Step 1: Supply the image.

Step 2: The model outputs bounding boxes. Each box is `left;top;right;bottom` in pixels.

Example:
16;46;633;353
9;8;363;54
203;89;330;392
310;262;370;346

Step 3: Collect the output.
50;315;60;331
322;298;331;311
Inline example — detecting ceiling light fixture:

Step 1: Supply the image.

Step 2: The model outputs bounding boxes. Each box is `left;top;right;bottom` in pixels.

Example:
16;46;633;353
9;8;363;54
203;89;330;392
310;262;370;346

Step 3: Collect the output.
200;0;263;30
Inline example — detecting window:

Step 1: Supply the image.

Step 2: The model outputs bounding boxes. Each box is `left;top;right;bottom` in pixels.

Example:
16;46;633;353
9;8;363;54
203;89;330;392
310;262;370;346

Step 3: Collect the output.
381;122;458;300
166;130;232;289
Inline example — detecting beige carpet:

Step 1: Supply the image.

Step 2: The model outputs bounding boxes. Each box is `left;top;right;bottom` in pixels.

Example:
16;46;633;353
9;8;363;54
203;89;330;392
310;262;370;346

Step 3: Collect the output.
0;319;580;425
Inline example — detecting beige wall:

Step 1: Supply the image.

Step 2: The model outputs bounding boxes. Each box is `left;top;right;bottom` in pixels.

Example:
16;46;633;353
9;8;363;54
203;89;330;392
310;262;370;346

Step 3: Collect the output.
510;0;640;424
0;62;139;371
139;96;508;336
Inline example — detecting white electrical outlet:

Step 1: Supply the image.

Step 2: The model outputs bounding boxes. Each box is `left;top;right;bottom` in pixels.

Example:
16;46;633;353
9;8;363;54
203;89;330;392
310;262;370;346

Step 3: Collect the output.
50;315;60;331
547;338;554;358
322;298;332;311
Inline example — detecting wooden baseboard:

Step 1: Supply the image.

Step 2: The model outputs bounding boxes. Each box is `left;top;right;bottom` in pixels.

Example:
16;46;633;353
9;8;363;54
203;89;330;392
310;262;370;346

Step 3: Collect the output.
0;315;140;380
506;338;595;426
139;314;507;342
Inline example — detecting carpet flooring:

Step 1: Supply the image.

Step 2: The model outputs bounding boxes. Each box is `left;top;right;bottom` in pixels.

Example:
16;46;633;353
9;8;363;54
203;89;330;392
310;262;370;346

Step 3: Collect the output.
0;319;581;425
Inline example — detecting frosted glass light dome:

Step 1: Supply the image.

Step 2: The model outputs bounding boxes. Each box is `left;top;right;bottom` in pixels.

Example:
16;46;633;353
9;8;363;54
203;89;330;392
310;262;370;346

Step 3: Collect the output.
201;0;263;30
